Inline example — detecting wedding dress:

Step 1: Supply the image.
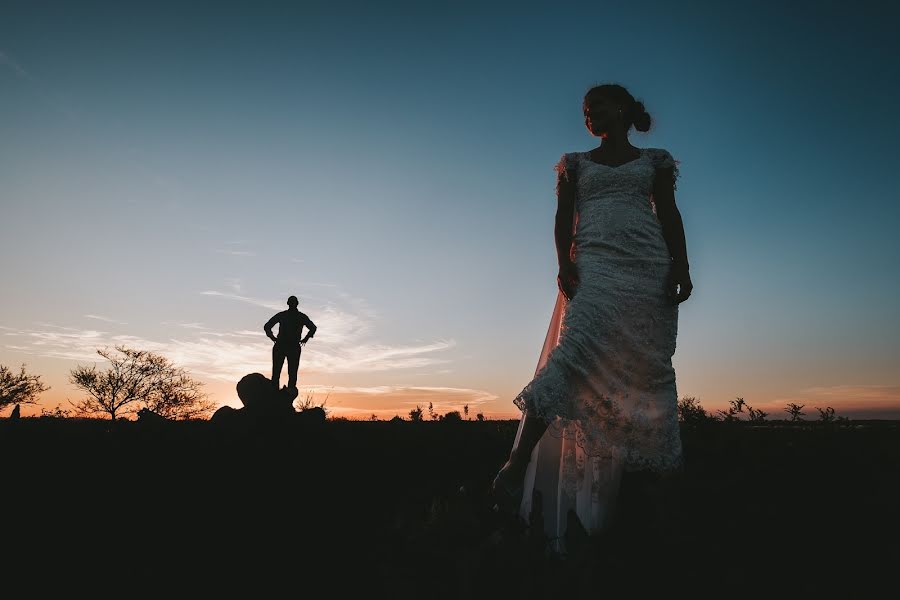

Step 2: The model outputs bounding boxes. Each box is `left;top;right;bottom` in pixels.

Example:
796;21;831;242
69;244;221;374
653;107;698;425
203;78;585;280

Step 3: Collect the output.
510;147;684;552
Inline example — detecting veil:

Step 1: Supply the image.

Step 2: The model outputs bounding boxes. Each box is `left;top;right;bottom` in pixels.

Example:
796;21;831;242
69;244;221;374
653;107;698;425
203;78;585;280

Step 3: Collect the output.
508;170;624;552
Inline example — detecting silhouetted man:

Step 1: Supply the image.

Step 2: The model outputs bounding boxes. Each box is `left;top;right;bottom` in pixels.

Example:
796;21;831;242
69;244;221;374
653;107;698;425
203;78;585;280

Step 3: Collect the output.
264;295;317;391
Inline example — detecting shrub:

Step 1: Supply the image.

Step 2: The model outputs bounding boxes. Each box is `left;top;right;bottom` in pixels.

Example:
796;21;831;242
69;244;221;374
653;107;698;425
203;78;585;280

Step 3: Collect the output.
678;396;715;425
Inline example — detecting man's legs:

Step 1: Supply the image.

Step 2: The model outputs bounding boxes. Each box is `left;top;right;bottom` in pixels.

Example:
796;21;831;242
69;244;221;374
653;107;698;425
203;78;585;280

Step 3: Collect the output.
272;344;286;389
286;346;301;389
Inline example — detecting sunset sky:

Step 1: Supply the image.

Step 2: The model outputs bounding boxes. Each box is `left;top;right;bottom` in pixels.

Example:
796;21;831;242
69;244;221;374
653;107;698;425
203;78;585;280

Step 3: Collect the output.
2;1;898;420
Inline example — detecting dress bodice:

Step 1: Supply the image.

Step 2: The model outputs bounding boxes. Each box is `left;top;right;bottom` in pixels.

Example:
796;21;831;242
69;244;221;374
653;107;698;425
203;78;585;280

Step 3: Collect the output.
557;148;680;263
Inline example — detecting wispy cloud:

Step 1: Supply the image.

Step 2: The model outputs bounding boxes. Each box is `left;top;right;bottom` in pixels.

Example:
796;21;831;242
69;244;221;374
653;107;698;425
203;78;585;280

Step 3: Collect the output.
764;384;900;418
33;322;81;331
331;384;495;404
0;50;29;79
200;288;380;346
224;278;242;293
796;384;900;403
214;241;255;257
6;327;113;362
199;286;450;373
5;285;454;378
84;314;128;325
0;49;75;118
3;324;455;383
200;291;283;311
3;325;272;379
160;321;212;330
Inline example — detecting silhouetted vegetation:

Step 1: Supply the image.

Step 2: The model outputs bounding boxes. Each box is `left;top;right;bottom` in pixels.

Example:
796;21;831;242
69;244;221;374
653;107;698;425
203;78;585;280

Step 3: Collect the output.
39;403;72;418
0;363;50;411
747;404;768;423
68;345;213;420
441;410;463;422
677;395;715;424
785;402;806;421
816;406;836;422
676;396;843;428
2;389;893;596
1;410;896;597
294;390;329;415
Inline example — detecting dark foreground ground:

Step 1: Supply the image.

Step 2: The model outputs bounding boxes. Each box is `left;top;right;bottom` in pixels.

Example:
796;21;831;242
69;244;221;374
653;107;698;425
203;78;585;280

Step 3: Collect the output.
1;416;898;597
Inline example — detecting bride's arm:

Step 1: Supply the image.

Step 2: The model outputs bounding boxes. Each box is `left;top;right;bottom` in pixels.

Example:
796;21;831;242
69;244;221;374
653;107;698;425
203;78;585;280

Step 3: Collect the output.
554;166;579;299
652;166;689;269
653;166;693;303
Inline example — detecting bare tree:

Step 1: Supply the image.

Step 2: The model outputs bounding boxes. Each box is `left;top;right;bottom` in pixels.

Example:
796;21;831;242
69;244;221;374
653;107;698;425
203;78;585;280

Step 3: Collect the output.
69;345;210;421
463;404;469;420
1;363;50;412
145;372;215;420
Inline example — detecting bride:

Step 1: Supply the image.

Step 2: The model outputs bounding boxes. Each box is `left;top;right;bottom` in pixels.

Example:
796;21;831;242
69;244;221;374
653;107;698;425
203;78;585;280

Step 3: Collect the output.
490;82;693;553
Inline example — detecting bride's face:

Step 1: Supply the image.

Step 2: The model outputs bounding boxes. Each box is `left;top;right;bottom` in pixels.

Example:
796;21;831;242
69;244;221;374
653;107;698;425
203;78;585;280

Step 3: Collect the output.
583;95;623;137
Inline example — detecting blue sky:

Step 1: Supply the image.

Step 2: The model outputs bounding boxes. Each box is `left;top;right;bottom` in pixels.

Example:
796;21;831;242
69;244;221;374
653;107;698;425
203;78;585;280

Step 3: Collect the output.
2;0;899;418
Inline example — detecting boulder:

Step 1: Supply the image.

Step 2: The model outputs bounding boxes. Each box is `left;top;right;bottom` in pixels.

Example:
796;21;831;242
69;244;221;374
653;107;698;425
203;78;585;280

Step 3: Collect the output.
235;373;299;418
136;407;170;425
211;405;241;425
297;406;327;426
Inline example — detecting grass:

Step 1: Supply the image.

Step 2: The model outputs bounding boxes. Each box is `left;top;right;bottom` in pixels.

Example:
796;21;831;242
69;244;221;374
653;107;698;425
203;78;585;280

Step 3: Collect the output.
0;416;897;597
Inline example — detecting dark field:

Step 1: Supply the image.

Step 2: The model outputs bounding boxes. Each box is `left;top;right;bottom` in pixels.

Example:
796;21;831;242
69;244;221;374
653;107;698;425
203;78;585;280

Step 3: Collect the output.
2;416;898;597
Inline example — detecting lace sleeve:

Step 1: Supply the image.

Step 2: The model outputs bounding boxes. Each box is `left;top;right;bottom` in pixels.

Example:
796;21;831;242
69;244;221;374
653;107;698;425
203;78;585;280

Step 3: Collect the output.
554;153;576;194
654;149;680;191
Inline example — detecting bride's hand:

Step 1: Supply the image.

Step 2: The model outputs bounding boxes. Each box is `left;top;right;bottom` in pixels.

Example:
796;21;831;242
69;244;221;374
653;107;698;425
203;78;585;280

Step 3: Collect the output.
667;262;693;304
557;262;579;301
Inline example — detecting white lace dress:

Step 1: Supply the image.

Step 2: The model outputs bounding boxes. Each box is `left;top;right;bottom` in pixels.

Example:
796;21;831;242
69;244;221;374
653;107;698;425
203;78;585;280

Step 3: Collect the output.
510;147;684;549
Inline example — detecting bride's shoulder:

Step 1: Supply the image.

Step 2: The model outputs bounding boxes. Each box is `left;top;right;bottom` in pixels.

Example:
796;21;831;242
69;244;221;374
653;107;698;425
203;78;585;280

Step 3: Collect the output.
554;151;586;178
644;147;677;167
644;147;681;189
